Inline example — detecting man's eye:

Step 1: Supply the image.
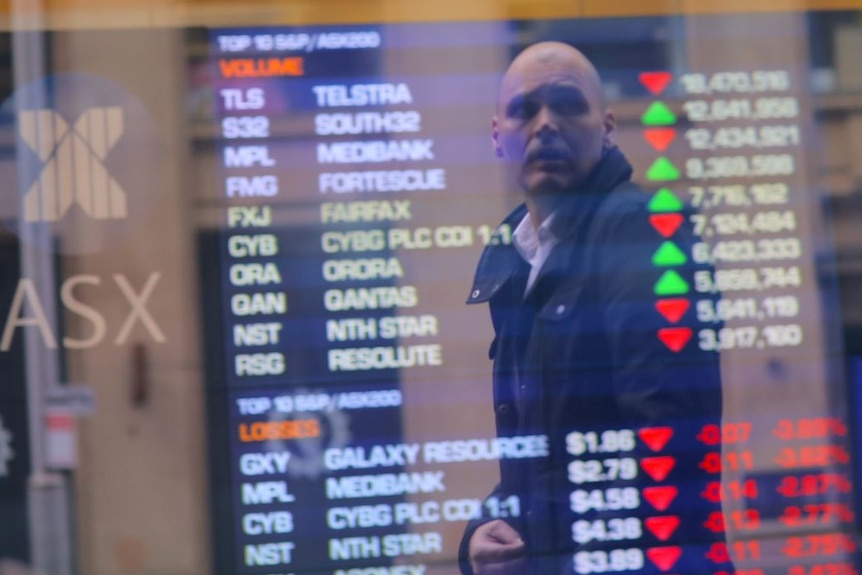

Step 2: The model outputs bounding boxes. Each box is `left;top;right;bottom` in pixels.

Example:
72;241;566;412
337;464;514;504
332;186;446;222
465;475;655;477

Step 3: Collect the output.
552;97;587;115
508;100;536;118
548;90;590;116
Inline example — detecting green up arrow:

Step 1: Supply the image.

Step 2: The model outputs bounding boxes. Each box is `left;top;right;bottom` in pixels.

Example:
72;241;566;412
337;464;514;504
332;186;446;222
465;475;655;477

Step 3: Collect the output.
654;270;690;295
646;157;681;182
648;188;683;213
652;241;688;267
642;102;677;126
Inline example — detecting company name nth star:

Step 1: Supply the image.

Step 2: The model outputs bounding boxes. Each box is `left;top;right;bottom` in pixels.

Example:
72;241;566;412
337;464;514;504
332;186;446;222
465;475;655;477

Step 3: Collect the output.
0;73;168;351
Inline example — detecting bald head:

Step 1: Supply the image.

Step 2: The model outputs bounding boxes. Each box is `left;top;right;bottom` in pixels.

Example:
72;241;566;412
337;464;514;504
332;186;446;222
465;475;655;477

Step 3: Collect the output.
499;42;607;115
492;41;616;206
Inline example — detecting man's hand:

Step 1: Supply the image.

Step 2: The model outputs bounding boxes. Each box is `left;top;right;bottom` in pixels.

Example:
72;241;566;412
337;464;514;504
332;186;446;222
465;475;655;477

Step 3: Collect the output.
469;519;527;575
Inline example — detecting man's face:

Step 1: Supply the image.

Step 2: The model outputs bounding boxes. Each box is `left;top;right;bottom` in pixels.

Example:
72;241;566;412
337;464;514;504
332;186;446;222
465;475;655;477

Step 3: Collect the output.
494;51;614;196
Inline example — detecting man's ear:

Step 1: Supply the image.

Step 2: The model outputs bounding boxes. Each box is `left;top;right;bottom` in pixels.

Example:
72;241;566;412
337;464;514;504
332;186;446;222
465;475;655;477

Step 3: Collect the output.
492;116;504;158
603;109;617;150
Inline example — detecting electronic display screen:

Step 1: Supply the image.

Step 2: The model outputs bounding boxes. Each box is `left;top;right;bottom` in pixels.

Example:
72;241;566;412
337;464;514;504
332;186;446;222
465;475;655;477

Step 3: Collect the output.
193;11;860;575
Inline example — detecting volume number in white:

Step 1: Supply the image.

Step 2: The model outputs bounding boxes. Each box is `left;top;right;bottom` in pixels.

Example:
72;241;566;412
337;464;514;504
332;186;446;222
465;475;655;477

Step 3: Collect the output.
693;266;801;293
698;324;803;351
688;183;789;208
692;238;801;264
690;210;796;236
686;154;795;180
680;71;790;95
686;125;800;151
695;296;800;323
684;97;798;122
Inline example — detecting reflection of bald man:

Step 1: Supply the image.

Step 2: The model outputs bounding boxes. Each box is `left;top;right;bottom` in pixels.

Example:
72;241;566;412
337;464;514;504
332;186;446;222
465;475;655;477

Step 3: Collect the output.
460;43;724;575
494;42;615;226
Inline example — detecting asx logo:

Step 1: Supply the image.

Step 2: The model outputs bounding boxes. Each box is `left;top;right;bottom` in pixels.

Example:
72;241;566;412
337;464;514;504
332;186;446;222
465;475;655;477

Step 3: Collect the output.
19;107;128;222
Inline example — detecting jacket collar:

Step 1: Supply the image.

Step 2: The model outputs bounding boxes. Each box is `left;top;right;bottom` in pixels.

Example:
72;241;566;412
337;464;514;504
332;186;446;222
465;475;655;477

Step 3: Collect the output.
467;148;633;305
547;146;633;241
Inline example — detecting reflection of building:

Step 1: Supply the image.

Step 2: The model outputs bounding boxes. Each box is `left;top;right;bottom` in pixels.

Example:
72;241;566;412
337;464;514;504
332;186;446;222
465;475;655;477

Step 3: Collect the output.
0;5;860;575
0;29;212;575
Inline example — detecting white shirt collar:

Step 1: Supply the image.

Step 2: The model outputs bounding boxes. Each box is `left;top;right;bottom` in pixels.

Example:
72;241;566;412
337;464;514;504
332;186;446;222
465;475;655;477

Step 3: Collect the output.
512;211;559;294
513;211;557;262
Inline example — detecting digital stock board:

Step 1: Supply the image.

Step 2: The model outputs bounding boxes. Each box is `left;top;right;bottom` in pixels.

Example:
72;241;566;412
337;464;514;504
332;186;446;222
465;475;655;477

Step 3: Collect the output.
198;13;861;575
